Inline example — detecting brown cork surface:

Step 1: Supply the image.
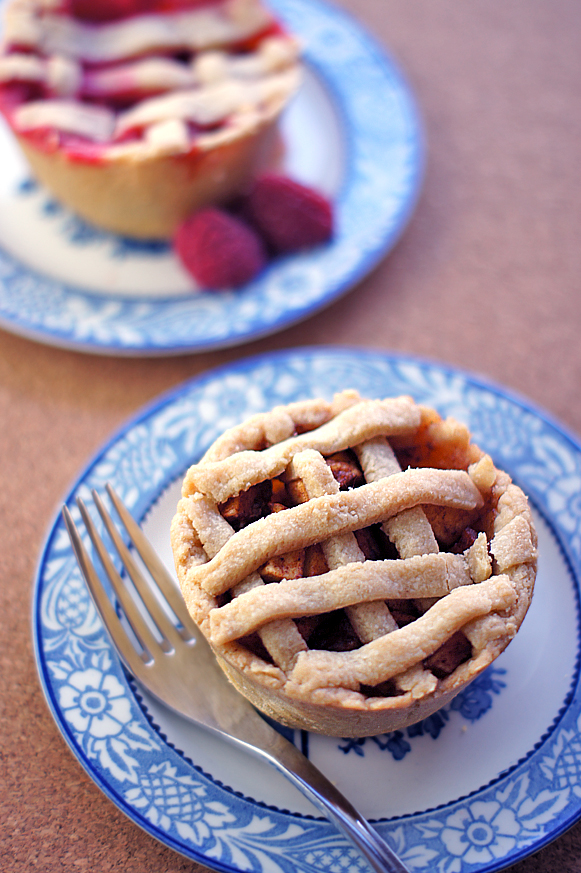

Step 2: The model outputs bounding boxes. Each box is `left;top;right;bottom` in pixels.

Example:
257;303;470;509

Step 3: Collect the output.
2;1;581;870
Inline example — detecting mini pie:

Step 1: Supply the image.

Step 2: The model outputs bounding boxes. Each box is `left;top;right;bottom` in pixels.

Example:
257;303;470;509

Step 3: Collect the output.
0;0;301;238
171;391;537;737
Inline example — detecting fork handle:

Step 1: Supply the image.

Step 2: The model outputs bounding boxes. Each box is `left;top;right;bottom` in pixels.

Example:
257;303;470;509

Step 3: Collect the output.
246;735;411;873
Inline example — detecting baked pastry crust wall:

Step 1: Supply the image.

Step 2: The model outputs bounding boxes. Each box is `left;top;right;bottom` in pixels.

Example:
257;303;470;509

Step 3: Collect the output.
16;114;280;238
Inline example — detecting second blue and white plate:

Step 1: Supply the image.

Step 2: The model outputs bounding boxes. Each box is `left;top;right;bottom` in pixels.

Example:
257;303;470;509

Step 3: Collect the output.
34;348;581;872
0;0;423;355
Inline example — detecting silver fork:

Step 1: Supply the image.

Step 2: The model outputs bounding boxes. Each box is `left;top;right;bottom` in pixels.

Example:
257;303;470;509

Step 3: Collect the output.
62;485;412;873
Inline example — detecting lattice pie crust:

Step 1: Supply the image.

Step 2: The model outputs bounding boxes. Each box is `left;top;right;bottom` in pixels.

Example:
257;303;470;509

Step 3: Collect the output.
171;391;537;736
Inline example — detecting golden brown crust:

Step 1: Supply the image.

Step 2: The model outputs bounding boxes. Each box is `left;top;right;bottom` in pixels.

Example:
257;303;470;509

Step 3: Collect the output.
170;391;537;736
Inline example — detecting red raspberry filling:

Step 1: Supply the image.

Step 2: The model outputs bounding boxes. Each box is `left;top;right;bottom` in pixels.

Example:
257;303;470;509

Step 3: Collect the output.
63;0;222;24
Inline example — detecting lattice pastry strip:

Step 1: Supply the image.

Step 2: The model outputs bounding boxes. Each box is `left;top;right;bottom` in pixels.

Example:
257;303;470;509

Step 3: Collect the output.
355;437;439;560
185;467;485;597
200;392;362;463
287;448;397;643
182;396;423;504
287;574;517;694
210;552;477;643
185;493;307;674
354;436;440;693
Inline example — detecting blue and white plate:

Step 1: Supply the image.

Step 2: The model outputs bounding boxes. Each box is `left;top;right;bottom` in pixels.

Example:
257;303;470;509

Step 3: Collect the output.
34;347;581;872
0;0;423;355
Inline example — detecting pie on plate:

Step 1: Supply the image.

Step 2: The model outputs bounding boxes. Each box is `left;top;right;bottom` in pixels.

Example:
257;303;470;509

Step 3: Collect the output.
171;391;537;737
0;0;301;238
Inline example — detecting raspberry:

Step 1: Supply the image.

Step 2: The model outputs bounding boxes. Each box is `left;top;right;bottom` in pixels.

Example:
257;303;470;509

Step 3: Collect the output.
244;173;333;254
174;208;267;289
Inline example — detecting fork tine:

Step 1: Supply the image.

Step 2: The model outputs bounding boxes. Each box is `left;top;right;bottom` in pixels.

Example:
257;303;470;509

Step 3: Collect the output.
105;483;197;637
91;490;187;651
75;497;169;662
62;504;148;676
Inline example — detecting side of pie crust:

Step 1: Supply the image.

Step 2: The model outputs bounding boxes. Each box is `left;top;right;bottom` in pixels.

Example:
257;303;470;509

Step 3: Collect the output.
171;391;537;737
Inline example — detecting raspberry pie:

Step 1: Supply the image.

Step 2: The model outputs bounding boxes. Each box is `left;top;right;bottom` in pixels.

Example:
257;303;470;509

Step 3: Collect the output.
171;391;537;737
0;0;300;238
